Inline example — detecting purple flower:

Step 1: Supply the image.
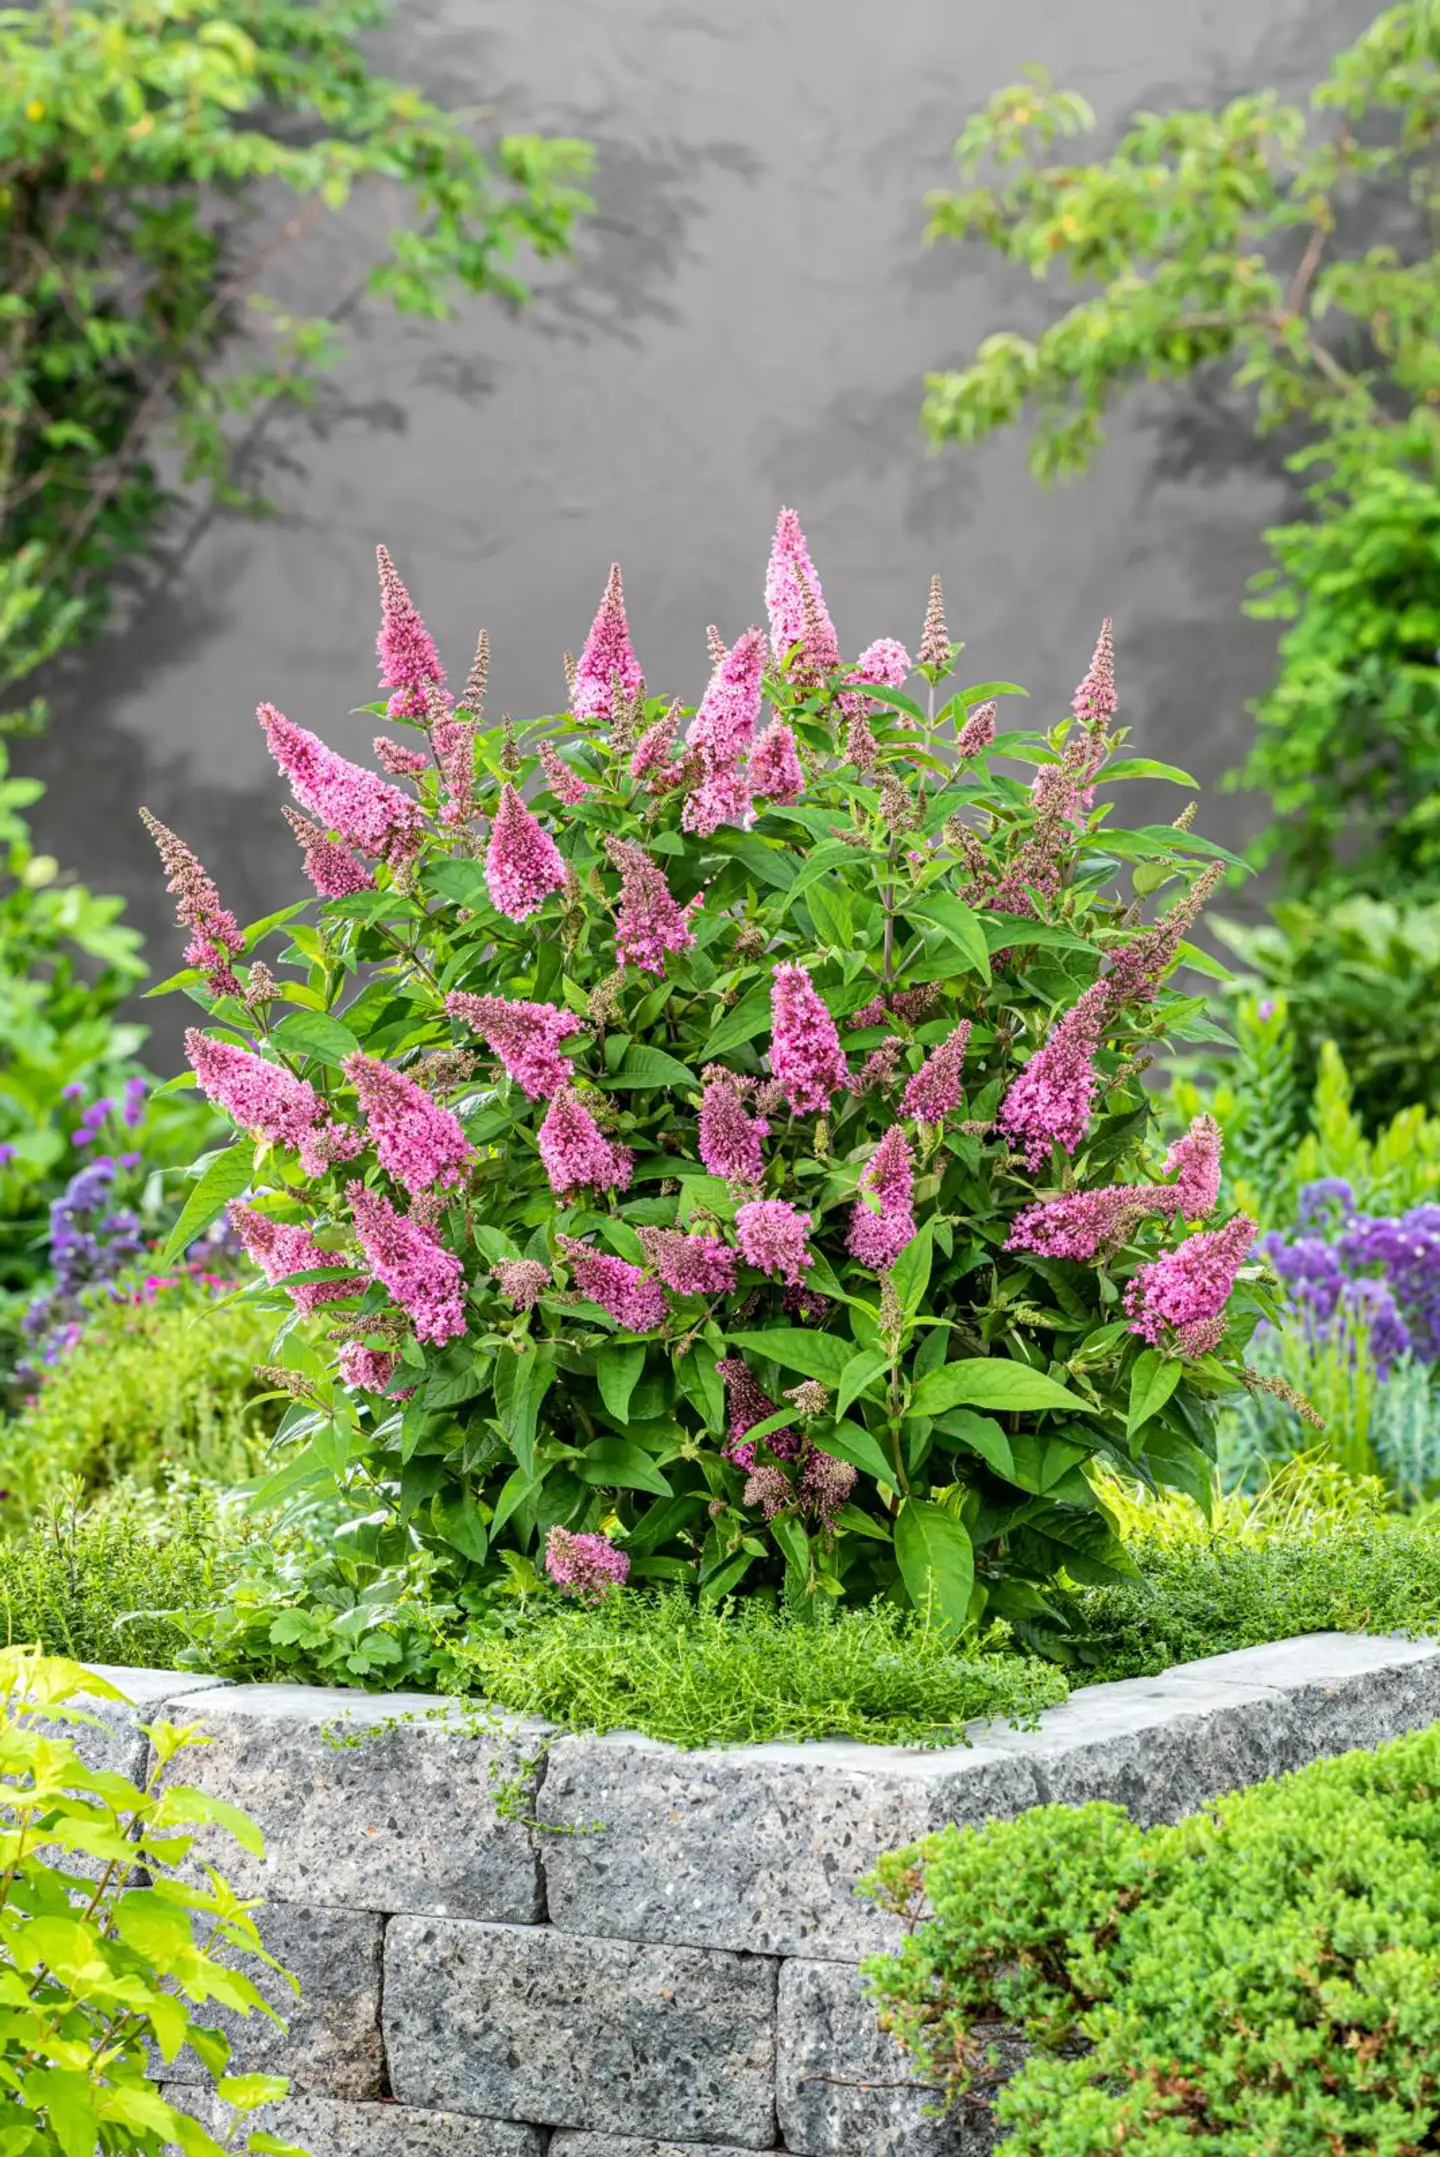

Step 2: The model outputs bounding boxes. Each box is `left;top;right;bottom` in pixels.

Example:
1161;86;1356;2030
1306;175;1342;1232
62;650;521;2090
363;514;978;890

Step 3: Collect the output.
545;1527;630;1599
60;1083;86;1102
0;1143;14;1167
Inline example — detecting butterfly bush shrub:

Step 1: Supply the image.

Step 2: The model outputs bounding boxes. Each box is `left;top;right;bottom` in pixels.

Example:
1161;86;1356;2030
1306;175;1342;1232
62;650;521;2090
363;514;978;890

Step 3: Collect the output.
148;514;1267;1632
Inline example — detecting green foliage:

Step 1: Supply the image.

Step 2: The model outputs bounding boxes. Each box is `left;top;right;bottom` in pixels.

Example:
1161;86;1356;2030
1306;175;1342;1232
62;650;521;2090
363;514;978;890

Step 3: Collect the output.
0;1283;279;1517
0;0;591;703
1213;898;1440;1123
167;536;1266;1636
0;1646;306;2157
863;1720;1440;2151
1061;1506;1440;1680
920;7;1440;900
1219;1329;1439;1500
0;1479;238;1670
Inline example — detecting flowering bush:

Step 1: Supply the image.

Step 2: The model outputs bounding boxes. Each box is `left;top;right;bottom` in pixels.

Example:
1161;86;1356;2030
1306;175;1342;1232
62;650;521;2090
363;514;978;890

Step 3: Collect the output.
148;514;1266;1629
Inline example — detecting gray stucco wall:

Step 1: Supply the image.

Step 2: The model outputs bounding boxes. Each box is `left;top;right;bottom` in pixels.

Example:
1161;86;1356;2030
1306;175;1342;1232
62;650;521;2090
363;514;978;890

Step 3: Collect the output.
21;0;1375;1064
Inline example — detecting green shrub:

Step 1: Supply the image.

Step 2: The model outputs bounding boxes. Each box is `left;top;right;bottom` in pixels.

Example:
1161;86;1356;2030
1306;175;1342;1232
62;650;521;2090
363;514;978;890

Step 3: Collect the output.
0;1646;306;2157
0;1480;241;1670
0;1285;279;1516
863;1721;1440;2151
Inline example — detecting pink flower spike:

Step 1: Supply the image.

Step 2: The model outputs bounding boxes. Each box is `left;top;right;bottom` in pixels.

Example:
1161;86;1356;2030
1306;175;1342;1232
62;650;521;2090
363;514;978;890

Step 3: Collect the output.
348;1180;467;1346
140;808;244;998
770;962;848;1115
631;708;680;785
850;638;912;692
1164;1113;1223;1219
636;1226;739;1296
539;740;590;806
1072;618;1116;725
607;835;696;976
902;1020;972;1125
485;784;568;922
339;1344;398;1392
373;736;430;778
432;715;476;826
997;982;1110;1170
186;1030;331;1171
538;1089;633;1199
1006;1184;1176;1263
258;704;423;865
572;562;644;726
376;544;446;720
557;1235;667;1331
955;699;998;757
545;1526;630;1599
765;507;839;680
681;763;752;837
750;722;804;804
446;992;578;1100
492;1258;551;1311
282;807;375;900
846;1124;916;1269
736;1198;813;1287
716;1357;799;1469
229;1203;356;1315
1124;1215;1257;1354
697;1071;769;1186
691;626;767;769
343;1052;472;1195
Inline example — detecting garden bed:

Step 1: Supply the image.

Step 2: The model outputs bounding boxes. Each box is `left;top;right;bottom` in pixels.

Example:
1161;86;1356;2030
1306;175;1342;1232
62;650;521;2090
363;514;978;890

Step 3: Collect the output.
81;1629;1440;2157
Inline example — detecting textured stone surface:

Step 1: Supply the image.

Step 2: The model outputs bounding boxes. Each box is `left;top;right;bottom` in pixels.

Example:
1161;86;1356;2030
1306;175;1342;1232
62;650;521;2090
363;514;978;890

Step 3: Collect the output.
384;1918;778;2146
1175;1630;1440;1754
163;1903;383;2098
552;2140;774;2157
65;1666;231;1784
164;2089;545;2157
971;1673;1311;1824
778;1958;1020;2157
540;1733;1042;1957
156;1683;546;1918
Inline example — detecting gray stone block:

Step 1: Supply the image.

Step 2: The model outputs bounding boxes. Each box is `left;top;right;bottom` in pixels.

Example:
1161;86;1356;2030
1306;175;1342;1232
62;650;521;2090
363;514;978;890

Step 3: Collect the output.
551;2140;773;2157
970;1673;1309;1824
164;2088;544;2157
156;1683;546;1919
384;1917;778;2147
1172;1630;1440;1755
777;1958;1018;2157
65;1665;231;1784
539;1733;1042;1958
163;1902;383;2098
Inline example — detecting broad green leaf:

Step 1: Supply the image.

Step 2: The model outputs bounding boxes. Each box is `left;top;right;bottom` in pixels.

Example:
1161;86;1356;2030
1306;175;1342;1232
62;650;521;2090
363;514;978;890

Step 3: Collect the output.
1126;1348;1183;1438
159;1141;256;1266
836;1348;890;1420
980;917;1093;955
772;1513;811;1582
894;1499;974;1635
575;1439;673;1497
493;1349;553;1479
778;840;870;918
699;1548;757;1603
930;1408;1014;1480
431;1487;489;1563
908;893;991;982
859;683;927;722
909;1359;1089;1418
890;1220;935;1316
823;1416;898;1487
958;679;1028;706
1101;758;1200;787
268;1010;361;1066
727;1328;853;1385
604;1045;695;1089
1007;1431;1092;1496
596;1341;646;1422
806;878;853;949
703;987;773;1060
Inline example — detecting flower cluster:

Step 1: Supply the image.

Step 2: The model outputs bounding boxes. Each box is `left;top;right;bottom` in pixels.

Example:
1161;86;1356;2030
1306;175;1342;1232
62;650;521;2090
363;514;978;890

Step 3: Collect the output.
1262;1183;1440;1374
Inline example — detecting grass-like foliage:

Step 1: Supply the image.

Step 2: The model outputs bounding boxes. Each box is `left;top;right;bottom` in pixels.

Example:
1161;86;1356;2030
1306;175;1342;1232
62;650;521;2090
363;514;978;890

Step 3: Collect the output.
442;1592;1068;1748
864;1720;1440;2150
150;509;1267;1634
0;1285;278;1516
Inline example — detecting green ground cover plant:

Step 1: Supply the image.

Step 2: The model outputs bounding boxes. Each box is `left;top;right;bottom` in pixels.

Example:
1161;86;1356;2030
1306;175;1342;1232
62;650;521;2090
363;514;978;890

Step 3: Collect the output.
0;1646;305;2157
147;511;1267;1639
863;1718;1440;2151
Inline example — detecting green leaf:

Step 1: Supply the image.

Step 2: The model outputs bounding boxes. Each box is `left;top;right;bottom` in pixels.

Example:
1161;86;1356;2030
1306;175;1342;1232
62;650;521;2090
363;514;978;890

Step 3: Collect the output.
431;1486;489;1563
1127;1348;1183;1438
980;917;1093;955
909;1359;1089;1418
836;1348;890;1420
704;986;774;1061
159;1141;256;1266
596;1341;646;1422
1007;1431;1092;1495
268;1010;361;1066
772;1512;811;1582
575;1439;673;1497
1101;758;1200;787
493;1349;552;1479
424;858;493;909
908;893;992;982
890;1220;935;1316
603;1045;695;1089
778;840;870;918
823;1416;898;1487
894;1499;974;1635
930;1408;1014;1480
958;679;1028;706
727;1328;853;1385
806;878;853;949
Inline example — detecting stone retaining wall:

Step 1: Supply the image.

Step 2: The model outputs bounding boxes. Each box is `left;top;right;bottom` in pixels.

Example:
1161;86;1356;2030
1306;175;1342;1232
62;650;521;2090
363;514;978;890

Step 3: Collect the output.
71;1631;1440;2157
